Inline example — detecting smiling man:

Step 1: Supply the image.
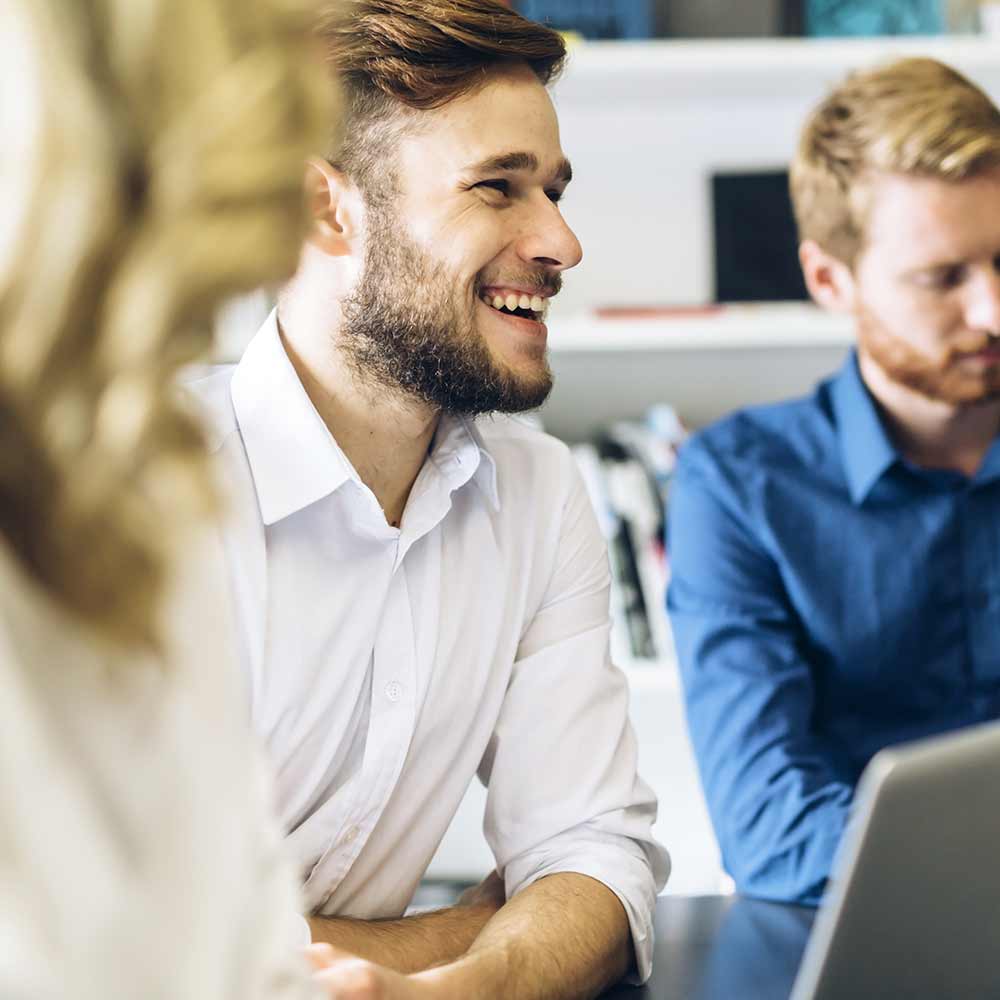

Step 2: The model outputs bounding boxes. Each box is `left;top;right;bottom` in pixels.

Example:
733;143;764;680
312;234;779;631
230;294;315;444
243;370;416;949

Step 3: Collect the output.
189;2;667;997
668;58;1000;905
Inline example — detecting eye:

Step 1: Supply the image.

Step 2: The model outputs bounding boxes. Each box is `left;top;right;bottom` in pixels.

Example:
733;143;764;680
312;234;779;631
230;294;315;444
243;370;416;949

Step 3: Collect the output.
474;179;510;197
914;265;965;291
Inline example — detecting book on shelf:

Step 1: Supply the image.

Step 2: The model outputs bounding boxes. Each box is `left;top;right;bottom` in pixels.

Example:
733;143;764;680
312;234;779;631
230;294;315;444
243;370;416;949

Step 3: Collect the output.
570;404;687;667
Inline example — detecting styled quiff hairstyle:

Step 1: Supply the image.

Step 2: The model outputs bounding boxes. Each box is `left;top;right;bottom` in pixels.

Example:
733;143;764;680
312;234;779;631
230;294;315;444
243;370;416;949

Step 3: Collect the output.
316;0;566;195
0;0;337;648
790;57;1000;267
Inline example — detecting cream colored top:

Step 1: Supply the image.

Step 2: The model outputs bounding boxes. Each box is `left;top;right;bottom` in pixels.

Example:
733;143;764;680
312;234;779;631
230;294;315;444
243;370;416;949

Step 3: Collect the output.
0;536;317;999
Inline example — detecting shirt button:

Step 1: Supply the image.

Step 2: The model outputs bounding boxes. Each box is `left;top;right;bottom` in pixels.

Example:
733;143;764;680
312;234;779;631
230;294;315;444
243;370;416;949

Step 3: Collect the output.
342;826;358;845
385;681;404;702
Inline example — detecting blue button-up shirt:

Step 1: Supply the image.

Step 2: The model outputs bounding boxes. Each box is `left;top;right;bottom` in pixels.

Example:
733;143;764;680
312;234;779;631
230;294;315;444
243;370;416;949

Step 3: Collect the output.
667;351;1000;904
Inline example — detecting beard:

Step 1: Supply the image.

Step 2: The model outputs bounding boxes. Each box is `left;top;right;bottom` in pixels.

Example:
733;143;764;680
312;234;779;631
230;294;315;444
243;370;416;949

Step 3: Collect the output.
856;300;1000;407
339;204;556;416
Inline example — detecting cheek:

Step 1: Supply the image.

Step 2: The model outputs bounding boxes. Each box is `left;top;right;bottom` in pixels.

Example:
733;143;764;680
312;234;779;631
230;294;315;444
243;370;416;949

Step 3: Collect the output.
866;286;957;347
906;299;966;348
441;213;509;270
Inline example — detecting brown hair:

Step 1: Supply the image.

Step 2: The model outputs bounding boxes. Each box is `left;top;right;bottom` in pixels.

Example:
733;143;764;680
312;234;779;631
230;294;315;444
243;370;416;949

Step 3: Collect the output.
0;0;336;649
316;0;566;194
790;57;1000;266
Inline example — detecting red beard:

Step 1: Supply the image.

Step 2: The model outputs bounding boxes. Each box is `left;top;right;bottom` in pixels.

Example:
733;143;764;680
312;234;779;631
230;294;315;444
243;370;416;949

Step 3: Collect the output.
856;303;1000;406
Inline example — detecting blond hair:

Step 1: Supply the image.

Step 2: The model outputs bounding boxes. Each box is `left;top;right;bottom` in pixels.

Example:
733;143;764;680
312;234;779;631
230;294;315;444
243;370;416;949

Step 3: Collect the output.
790;57;1000;266
0;0;339;648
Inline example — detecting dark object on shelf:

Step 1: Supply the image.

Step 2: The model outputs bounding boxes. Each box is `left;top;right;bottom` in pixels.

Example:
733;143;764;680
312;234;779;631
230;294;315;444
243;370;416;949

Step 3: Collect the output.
805;0;944;35
712;170;809;304
661;0;785;37
782;0;806;35
512;0;656;39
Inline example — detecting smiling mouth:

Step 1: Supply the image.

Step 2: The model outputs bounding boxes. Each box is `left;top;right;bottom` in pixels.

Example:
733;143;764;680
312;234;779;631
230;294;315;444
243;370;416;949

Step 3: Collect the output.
959;335;1000;358
480;290;550;323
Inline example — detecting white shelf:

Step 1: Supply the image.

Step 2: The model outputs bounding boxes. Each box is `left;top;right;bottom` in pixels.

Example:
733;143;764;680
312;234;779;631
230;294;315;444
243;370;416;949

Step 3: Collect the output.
558;36;1000;101
548;304;852;353
564;35;1000;71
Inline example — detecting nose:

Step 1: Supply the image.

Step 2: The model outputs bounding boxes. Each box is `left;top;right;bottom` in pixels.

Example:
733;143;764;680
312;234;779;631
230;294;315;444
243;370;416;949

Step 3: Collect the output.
966;269;1000;335
515;196;583;273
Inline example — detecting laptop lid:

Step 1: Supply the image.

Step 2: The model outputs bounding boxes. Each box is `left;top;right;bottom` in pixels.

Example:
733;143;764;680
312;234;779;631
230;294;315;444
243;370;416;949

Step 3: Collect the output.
790;719;1000;1000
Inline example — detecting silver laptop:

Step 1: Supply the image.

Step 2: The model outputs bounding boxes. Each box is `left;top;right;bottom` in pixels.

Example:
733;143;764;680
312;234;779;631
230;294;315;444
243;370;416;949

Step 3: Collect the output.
790;719;1000;1000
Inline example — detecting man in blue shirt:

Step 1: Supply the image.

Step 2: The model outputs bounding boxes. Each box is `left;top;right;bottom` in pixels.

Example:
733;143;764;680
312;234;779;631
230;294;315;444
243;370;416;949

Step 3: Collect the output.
668;56;1000;904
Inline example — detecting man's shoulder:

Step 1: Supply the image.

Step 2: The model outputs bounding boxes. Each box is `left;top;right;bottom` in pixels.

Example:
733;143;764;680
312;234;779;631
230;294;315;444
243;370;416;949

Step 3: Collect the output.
181;364;239;455
680;382;837;482
475;413;569;458
470;414;578;506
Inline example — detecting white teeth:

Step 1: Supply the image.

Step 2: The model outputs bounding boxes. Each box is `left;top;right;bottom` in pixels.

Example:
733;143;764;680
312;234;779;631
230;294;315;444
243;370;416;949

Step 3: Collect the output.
485;290;551;318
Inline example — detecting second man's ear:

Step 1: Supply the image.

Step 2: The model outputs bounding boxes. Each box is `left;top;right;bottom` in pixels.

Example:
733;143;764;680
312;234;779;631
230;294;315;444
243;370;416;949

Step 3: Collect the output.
799;239;857;314
304;156;362;256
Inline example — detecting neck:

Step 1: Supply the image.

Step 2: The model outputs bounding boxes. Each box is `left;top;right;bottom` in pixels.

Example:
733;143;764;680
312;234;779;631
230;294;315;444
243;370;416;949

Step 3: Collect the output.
276;301;440;528
858;350;1000;477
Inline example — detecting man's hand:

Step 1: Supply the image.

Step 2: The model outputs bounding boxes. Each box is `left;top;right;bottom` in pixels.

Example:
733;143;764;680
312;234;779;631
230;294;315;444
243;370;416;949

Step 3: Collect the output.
307;943;435;1000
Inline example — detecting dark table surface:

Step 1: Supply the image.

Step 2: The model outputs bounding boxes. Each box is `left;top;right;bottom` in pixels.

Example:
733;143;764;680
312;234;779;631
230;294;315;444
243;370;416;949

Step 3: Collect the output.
603;895;815;1000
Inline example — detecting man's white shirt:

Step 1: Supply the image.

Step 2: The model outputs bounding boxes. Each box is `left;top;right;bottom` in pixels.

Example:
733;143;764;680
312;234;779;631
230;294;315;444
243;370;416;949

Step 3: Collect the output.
189;311;669;980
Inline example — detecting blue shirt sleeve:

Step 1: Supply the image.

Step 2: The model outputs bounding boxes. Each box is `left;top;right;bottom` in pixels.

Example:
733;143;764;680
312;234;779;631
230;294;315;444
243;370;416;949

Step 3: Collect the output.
666;439;854;904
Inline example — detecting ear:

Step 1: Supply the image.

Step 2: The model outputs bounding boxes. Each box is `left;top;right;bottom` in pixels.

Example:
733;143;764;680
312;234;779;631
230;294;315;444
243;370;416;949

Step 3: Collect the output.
304;156;362;257
799;239;857;314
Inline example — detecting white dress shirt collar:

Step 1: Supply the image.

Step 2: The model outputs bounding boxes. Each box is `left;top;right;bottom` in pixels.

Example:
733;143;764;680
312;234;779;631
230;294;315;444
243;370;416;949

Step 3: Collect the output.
230;310;499;526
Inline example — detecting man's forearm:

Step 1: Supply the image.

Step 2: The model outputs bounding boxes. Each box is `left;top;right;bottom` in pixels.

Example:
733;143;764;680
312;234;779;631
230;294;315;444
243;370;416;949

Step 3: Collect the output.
307;902;496;975
416;872;633;1000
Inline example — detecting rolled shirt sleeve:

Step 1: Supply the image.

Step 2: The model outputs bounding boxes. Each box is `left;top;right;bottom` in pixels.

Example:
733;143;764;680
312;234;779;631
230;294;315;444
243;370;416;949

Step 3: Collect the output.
479;457;670;982
667;437;853;904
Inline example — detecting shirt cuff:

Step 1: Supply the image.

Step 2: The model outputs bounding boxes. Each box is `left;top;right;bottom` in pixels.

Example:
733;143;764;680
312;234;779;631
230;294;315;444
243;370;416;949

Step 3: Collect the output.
503;841;669;984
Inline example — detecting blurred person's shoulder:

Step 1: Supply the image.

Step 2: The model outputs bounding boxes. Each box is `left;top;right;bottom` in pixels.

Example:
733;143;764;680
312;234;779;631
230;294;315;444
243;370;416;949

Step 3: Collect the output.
679;378;839;485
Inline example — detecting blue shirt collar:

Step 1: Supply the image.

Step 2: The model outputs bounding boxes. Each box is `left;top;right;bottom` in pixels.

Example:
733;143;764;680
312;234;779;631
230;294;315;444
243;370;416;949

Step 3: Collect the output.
974;434;1000;485
831;350;1000;496
830;351;899;505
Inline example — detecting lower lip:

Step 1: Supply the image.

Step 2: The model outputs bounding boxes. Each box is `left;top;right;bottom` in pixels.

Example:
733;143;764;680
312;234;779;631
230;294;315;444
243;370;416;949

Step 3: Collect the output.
479;299;548;337
970;347;1000;363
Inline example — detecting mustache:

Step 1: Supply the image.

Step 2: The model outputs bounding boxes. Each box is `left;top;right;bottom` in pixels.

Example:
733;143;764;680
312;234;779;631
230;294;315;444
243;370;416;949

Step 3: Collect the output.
951;332;1000;357
476;271;562;299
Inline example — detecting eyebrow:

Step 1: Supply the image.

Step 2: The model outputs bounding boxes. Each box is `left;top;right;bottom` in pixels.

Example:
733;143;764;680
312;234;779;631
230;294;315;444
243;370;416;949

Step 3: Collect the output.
467;151;573;184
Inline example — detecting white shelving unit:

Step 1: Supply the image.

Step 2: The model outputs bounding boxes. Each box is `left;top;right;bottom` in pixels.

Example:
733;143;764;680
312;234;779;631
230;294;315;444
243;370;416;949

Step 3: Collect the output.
550;35;1000;316
541;304;852;440
548;303;851;352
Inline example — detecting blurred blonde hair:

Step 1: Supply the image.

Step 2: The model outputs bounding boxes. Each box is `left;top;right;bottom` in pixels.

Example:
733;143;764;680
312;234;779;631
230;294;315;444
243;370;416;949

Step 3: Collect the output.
0;0;340;648
790;57;1000;267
